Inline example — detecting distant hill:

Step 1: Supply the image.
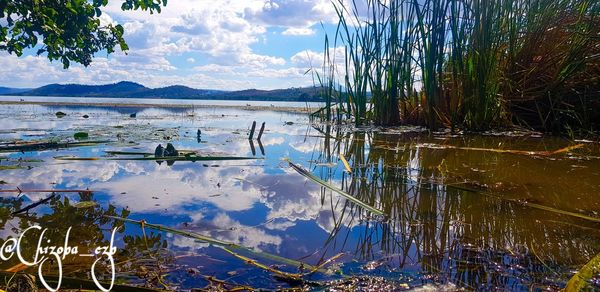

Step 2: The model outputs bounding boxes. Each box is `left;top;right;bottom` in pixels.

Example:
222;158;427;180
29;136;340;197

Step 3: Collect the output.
19;81;148;97
5;81;324;102
209;87;322;102
128;85;223;99
0;87;32;95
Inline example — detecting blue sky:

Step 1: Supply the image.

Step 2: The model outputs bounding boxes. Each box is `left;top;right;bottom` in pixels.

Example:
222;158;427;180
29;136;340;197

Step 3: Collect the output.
0;0;343;90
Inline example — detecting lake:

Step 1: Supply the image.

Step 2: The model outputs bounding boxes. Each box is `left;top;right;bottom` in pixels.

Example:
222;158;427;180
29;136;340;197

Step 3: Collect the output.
0;97;598;291
0;95;324;108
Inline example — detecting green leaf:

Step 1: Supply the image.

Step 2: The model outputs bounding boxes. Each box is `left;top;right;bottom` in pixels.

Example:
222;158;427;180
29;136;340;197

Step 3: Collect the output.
74;201;99;208
566;252;600;291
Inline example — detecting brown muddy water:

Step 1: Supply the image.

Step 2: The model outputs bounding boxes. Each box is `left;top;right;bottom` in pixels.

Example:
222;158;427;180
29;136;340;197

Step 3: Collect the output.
0;101;598;291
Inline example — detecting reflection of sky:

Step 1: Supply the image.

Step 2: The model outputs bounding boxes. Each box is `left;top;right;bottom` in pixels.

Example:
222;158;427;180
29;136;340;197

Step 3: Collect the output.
2;103;599;290
0;103;358;261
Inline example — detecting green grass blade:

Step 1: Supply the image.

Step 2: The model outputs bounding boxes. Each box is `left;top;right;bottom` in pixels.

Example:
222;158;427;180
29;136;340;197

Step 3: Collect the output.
105;216;318;272
566;252;600;291
55;156;260;162
285;159;384;216
105;151;153;156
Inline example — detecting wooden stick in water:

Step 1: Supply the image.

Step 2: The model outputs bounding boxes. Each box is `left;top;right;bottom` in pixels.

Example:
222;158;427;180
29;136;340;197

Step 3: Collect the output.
248;121;257;140
257;122;266;140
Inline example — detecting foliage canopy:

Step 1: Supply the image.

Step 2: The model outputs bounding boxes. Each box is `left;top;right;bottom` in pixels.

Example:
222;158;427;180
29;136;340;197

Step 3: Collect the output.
0;0;167;68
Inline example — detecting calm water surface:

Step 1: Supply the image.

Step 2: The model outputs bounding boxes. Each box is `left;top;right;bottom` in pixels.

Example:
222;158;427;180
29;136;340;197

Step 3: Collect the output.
0;100;598;291
0;95;324;108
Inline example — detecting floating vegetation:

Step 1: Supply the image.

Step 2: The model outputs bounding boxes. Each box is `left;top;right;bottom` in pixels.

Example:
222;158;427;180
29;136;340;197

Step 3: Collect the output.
73;131;89;140
0;140;111;153
415;143;585;156
566;252;600;291
285;158;384;216
106;216;330;278
55;155;259;162
0;165;24;170
451;185;600;224
105;150;153;156
84;124;181;142
340;154;352;173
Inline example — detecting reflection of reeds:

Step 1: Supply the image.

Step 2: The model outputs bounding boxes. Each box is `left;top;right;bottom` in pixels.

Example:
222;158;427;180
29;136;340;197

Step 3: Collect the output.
309;128;600;289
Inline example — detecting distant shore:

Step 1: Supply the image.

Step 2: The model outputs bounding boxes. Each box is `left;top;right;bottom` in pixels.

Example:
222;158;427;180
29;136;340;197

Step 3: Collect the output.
0;100;314;113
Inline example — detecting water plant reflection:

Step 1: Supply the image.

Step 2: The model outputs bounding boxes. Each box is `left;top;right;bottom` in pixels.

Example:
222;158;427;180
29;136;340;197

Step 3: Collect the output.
308;125;600;290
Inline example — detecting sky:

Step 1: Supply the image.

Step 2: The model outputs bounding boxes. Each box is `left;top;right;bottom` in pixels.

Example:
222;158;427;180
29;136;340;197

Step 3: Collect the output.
0;0;344;90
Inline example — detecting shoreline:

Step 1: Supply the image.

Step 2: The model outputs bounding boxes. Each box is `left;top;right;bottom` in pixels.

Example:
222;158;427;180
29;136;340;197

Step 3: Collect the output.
0;100;313;114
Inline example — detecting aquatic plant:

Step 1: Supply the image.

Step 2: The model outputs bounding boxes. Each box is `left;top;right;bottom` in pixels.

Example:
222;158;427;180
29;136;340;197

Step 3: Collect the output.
566;252;600;290
307;127;600;289
315;0;600;134
0;140;111;153
285;158;385;215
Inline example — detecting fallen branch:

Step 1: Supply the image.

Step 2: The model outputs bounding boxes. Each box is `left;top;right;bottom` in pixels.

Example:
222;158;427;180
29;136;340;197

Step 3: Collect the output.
12;193;57;215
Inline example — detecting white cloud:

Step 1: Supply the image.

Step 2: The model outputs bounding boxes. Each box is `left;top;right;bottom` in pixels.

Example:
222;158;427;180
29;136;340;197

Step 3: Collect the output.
0;0;343;89
291;49;323;68
282;27;316;36
245;0;336;28
246;67;305;78
238;53;286;68
291;47;346;68
193;64;236;74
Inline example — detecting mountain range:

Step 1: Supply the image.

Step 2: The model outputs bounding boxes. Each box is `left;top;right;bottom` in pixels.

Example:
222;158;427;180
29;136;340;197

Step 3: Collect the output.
0;81;324;102
0;87;32;95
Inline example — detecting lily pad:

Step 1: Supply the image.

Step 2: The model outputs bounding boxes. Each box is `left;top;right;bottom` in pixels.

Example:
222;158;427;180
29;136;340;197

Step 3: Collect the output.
73;132;89;140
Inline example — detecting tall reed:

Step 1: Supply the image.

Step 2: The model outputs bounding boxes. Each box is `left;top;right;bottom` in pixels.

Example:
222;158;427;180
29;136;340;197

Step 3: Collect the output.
315;0;599;134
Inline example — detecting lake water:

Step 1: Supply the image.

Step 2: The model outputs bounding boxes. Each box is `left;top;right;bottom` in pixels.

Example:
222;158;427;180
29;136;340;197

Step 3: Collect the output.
0;98;598;290
0;95;324;108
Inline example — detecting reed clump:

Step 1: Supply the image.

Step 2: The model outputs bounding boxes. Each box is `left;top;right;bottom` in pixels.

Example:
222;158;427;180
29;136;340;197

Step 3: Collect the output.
314;0;599;134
